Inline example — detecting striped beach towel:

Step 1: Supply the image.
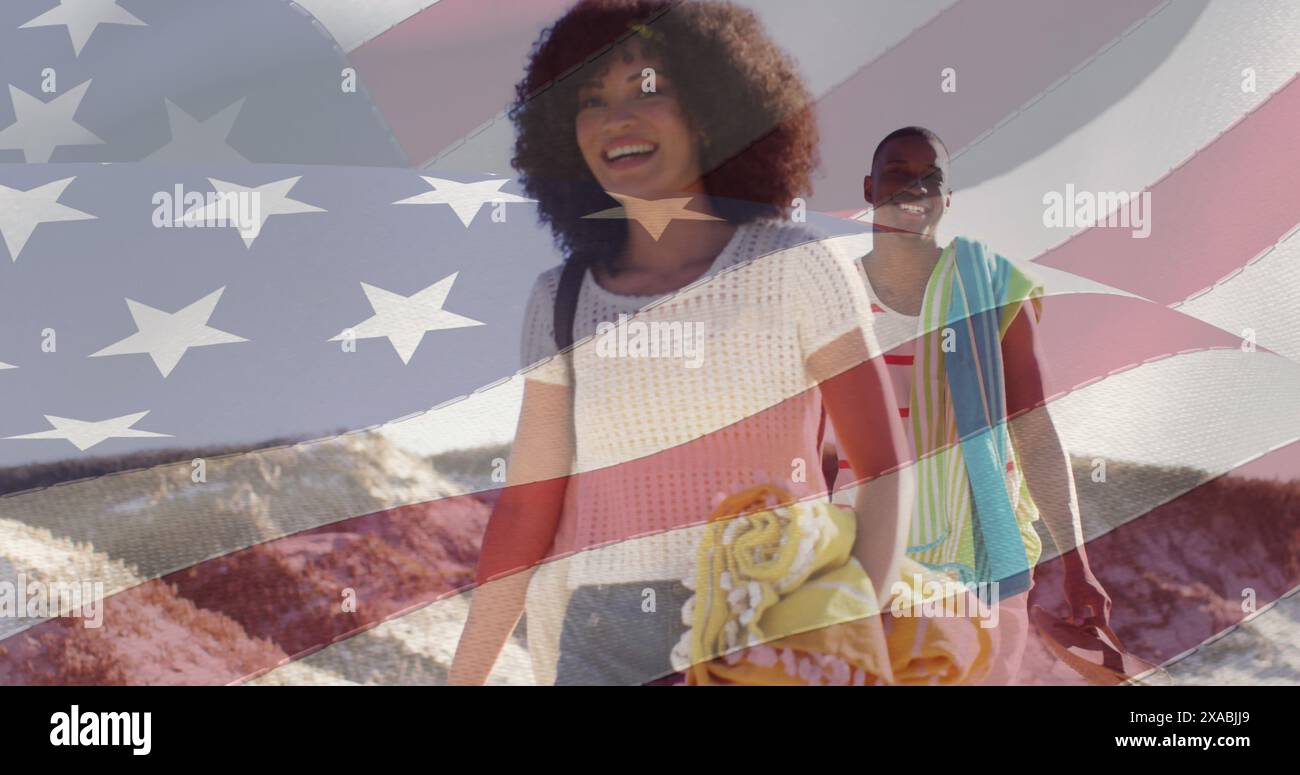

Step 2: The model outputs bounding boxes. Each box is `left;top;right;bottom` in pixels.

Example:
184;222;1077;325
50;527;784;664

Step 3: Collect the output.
904;238;1044;596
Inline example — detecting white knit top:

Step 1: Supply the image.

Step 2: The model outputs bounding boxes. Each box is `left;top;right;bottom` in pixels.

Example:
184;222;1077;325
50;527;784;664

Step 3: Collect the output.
519;218;880;589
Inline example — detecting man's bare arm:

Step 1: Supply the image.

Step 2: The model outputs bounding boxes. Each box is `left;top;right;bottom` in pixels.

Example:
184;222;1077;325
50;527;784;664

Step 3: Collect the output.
1003;303;1111;621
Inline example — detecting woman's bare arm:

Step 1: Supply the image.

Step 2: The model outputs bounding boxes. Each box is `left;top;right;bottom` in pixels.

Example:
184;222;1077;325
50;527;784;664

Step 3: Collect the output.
809;330;914;605
448;378;573;685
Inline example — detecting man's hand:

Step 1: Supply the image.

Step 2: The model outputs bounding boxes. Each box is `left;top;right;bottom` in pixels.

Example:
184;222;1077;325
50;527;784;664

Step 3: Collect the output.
1063;557;1112;625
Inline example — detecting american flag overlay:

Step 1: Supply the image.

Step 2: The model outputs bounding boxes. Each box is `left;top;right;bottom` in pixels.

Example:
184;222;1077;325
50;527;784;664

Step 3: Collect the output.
0;0;1297;687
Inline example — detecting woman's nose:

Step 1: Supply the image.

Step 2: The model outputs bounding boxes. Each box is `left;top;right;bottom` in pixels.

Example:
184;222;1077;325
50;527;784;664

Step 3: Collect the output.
603;101;638;132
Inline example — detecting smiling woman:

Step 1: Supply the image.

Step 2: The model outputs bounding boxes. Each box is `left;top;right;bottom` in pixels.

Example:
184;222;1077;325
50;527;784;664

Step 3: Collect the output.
509;0;819;276
449;0;912;686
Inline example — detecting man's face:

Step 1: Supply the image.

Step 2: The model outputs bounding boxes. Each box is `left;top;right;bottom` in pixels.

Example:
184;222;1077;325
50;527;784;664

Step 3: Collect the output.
574;44;705;200
864;134;951;238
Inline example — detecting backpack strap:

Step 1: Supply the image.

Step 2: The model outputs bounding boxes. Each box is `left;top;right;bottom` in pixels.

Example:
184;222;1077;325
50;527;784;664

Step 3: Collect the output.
553;255;588;353
548;254;590;403
551;256;589;464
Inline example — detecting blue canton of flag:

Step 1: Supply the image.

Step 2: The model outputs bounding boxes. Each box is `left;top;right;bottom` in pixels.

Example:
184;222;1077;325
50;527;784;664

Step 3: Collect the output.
0;0;557;471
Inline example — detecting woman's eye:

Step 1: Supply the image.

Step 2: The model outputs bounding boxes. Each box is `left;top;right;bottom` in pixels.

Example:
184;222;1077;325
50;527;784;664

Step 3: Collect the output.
578;95;604;109
640;82;674;100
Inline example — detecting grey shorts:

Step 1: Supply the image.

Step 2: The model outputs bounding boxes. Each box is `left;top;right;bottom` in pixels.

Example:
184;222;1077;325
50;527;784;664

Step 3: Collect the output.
554;580;691;686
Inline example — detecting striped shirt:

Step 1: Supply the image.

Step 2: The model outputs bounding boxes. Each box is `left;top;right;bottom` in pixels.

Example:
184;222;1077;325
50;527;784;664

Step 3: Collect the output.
827;252;973;568
828;245;1040;574
829;266;921;479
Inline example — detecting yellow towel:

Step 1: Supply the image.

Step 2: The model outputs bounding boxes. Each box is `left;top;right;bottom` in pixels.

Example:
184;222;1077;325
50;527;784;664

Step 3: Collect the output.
676;485;993;685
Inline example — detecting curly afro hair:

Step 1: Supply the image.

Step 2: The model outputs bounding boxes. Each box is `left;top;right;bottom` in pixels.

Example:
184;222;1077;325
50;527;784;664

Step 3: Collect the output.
510;0;819;273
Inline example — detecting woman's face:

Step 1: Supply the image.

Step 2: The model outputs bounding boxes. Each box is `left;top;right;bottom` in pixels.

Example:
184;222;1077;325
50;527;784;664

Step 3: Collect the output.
574;45;705;200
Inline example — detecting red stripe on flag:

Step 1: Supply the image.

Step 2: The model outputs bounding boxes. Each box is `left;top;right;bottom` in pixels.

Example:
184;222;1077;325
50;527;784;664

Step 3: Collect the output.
1035;76;1300;304
811;0;1166;211
1016;438;1300;683
349;0;573;165
352;0;1163;178
7;427;1295;685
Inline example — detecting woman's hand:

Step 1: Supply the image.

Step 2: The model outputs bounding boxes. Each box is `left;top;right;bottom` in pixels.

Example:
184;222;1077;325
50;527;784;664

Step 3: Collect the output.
449;379;572;685
450;569;536;685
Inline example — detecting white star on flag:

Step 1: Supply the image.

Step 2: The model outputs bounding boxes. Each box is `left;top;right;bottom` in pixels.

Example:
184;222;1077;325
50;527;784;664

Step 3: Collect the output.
0;176;96;261
6;411;170;452
582;193;725;240
90;287;248;377
393;176;534;227
0;81;105;163
180;176;325;248
0;361;15;370
330;273;484;365
145;98;248;163
19;0;147;57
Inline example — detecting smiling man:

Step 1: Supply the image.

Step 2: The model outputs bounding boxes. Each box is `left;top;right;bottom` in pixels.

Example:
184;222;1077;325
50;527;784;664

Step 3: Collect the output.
828;126;1113;684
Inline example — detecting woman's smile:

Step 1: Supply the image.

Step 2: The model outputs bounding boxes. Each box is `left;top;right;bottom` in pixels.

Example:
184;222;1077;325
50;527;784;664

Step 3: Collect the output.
600;138;660;170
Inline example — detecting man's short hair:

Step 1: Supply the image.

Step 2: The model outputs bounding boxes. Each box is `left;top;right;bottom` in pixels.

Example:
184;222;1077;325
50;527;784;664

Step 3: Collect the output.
870;126;950;171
